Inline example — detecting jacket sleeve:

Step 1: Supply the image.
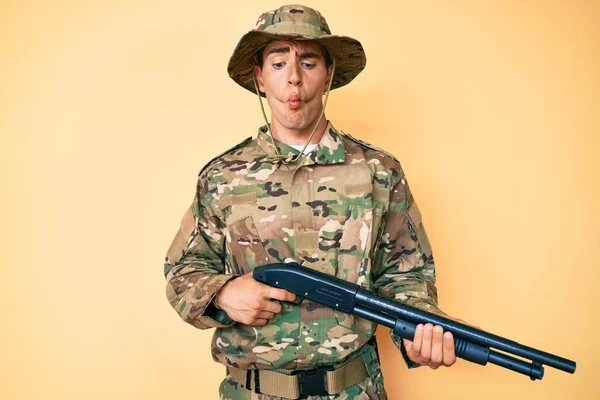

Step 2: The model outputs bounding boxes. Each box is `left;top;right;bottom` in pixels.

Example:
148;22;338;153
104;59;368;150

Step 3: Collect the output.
371;168;447;368
163;178;236;329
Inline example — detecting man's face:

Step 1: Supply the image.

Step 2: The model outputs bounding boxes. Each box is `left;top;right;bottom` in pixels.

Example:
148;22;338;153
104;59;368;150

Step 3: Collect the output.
255;40;332;134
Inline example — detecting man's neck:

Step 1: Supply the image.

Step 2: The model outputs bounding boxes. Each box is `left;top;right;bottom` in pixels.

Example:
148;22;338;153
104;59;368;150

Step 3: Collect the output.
269;116;328;146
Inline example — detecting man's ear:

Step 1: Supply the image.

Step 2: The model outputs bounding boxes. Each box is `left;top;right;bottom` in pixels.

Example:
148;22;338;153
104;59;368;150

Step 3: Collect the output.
254;65;265;93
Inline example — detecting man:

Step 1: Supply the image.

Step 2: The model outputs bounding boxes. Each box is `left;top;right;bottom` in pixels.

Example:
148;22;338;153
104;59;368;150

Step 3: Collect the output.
164;5;456;399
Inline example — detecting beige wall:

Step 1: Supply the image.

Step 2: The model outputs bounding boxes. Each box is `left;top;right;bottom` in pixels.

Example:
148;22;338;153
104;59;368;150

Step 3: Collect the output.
1;0;598;399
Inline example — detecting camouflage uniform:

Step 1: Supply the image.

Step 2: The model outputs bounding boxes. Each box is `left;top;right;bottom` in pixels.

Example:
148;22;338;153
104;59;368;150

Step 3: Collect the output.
164;122;445;399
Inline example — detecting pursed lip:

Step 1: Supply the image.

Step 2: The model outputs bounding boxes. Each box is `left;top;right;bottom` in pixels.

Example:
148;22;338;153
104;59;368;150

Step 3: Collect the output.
287;95;302;109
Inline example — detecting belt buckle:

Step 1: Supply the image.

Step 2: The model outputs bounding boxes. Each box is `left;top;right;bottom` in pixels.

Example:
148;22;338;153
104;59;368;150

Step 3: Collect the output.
295;365;333;397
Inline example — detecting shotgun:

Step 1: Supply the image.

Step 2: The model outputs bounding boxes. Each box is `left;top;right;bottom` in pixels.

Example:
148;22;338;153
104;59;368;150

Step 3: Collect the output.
253;262;576;380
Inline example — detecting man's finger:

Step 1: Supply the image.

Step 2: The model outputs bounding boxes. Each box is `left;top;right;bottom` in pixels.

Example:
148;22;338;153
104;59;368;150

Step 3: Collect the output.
408;324;424;359
442;331;457;366
429;325;444;368
266;287;297;303
262;300;283;314
252;318;268;326
256;311;276;320
420;323;434;363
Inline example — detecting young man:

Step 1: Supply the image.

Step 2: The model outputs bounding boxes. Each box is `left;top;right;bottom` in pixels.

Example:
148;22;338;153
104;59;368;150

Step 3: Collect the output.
164;5;456;399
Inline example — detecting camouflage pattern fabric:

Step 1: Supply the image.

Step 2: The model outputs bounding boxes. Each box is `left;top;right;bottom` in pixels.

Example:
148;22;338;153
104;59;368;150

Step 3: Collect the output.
164;122;447;399
228;4;366;96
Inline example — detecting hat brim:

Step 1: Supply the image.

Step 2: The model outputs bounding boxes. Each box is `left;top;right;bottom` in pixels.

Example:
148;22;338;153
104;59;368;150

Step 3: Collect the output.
227;31;366;96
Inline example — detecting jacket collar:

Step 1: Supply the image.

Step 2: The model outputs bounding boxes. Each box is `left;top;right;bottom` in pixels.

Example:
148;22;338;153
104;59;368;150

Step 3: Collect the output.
256;121;346;167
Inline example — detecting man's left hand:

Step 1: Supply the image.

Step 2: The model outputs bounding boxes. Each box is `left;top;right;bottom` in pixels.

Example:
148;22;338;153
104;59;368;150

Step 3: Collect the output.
402;323;457;369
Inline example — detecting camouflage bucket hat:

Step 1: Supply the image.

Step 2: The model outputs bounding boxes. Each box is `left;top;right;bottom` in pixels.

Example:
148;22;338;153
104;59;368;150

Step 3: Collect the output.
228;4;366;96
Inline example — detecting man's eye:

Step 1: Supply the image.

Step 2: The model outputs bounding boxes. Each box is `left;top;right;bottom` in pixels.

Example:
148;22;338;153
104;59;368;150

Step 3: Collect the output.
272;62;285;69
301;62;315;69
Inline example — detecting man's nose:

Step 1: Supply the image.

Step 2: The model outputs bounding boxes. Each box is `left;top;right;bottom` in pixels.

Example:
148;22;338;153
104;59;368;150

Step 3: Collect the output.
288;62;302;86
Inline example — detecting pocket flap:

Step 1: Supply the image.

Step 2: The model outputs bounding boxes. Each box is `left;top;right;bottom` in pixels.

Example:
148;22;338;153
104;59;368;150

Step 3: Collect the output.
218;192;257;209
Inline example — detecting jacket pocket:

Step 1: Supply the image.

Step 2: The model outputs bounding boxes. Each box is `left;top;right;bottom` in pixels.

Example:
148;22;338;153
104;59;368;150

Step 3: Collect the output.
226;214;270;275
336;203;379;285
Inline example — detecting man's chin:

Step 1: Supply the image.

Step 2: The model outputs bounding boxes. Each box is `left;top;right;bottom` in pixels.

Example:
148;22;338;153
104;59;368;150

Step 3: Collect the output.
281;120;311;132
272;110;323;133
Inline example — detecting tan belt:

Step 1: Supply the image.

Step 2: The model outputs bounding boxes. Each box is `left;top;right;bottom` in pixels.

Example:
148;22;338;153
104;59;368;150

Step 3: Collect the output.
228;356;368;399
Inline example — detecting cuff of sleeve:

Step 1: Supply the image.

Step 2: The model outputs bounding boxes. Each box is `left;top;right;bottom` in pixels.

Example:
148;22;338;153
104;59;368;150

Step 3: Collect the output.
190;274;237;329
203;303;235;327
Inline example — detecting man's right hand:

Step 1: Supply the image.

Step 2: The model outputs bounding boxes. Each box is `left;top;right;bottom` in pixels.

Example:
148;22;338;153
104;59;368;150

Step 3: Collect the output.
215;272;297;326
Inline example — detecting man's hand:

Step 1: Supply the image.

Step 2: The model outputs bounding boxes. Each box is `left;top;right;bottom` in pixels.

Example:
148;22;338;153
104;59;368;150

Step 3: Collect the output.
215;272;297;326
402;323;457;369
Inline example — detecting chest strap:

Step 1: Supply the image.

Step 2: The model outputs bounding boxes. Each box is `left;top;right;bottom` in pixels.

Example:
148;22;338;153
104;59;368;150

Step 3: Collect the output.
228;355;368;399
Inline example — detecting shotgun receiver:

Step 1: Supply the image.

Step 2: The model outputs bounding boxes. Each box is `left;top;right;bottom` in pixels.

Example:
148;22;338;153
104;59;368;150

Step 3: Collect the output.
253;262;576;380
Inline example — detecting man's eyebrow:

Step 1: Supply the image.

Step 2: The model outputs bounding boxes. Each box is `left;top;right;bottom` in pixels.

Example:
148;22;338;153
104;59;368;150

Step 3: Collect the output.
265;47;323;59
266;47;291;56
298;52;322;59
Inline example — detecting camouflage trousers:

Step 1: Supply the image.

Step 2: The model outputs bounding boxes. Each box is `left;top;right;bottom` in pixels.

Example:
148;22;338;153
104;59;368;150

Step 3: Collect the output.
219;343;387;400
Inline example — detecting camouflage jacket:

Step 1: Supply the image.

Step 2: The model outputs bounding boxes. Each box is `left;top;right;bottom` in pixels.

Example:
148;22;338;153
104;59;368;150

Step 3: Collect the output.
164;122;445;370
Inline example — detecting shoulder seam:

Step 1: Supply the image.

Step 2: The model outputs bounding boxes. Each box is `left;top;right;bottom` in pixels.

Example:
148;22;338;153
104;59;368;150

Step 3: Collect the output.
341;131;400;163
198;136;253;178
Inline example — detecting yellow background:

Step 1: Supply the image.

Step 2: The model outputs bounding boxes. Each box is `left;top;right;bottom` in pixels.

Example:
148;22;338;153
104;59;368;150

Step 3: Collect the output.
1;0;598;399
